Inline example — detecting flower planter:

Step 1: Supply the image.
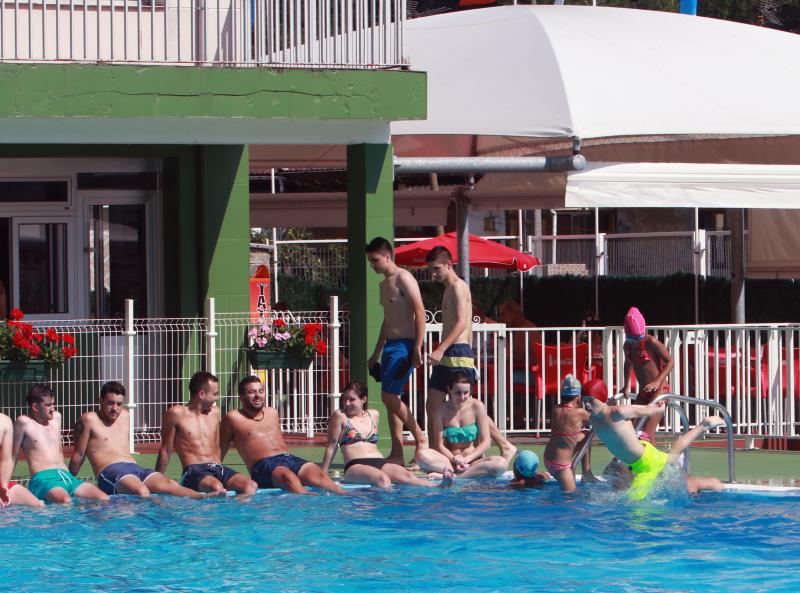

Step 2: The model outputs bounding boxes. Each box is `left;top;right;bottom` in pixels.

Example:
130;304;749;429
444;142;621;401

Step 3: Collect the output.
0;360;48;382
248;350;313;370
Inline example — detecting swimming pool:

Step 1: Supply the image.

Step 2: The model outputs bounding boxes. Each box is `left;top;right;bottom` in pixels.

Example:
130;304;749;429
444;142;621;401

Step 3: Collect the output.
2;480;799;593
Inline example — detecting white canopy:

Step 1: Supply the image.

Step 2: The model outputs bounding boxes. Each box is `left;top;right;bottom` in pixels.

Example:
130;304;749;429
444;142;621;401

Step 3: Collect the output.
392;5;800;148
565;163;800;209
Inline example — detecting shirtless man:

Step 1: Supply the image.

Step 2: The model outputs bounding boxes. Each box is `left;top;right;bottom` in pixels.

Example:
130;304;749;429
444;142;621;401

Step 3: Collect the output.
12;384;108;504
156;371;257;496
0;412;42;507
220;376;346;494
542;374;596;492
622;307;674;441
581;378;724;501
426;246;517;460
69;381;202;498
366;236;428;463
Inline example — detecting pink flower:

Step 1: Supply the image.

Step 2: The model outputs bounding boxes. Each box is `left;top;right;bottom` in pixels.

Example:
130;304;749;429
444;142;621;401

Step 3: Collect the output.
255;337;268;348
260;324;271;334
248;327;259;338
275;332;291;341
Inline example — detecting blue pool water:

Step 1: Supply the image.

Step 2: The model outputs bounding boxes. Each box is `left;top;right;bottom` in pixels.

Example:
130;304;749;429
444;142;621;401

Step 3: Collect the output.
1;480;800;593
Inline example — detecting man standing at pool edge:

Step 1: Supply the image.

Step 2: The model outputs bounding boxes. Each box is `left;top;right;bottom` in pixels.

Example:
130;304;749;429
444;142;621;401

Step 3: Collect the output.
157;371;257;496
220;376;346;494
366;236;428;464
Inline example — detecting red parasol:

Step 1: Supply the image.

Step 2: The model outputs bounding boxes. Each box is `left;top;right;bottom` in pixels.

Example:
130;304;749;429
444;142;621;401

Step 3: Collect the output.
394;232;539;271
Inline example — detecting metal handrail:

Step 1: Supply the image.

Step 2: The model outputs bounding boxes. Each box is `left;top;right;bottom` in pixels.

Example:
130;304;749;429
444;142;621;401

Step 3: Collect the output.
572;393;736;483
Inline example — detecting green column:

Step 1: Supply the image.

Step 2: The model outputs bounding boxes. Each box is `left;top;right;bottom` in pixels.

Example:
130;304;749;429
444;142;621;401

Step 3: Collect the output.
347;143;394;446
199;145;250;314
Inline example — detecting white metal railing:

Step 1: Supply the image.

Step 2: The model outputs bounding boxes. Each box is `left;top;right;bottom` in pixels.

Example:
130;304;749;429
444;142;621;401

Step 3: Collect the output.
0;0;405;66
3;303;798;445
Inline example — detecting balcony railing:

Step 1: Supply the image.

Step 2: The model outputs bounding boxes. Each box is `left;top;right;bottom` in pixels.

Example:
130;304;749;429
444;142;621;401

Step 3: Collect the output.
0;0;406;67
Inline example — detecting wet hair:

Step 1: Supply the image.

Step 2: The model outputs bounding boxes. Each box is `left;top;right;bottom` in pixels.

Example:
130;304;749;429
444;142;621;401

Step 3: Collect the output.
425;245;453;264
448;370;475;390
189;371;218;396
365;237;393;255
100;381;126;400
237;375;263;395
26;383;54;407
342;380;369;409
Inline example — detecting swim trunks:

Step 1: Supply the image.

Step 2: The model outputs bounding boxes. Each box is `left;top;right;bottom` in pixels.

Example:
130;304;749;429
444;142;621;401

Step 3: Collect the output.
250;453;310;488
344;457;387;473
429;343;478;392
28;468;85;501
180;463;239;492
97;461;157;495
380;338;415;395
543;457;572;477
628;440;670;501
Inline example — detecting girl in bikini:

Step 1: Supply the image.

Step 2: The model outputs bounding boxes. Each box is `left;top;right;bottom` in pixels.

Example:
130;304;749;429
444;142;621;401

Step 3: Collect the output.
542;374;597;492
321;381;453;489
416;371;511;479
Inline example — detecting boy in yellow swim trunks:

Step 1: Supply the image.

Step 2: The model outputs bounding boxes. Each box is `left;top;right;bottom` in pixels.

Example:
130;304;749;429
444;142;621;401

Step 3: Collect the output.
580;378;724;501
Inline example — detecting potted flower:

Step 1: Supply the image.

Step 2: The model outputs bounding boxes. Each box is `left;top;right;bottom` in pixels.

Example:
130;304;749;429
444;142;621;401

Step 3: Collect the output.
0;309;78;381
247;318;328;370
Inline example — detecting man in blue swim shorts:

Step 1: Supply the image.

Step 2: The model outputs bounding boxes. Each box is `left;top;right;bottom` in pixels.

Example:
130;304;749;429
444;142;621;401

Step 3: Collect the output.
366;237;429;464
423;246;517;461
220;376;346;494
156;372;257;496
69;381;203;498
12;384;108;504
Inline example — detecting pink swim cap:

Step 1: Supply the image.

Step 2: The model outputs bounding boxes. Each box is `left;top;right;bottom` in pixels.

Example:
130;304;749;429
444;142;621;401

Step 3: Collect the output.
624;307;646;337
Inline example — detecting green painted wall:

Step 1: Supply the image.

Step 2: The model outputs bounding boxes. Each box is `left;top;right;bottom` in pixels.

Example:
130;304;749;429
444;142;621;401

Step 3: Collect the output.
199;145;250;313
346;143;395;442
0;64;426;121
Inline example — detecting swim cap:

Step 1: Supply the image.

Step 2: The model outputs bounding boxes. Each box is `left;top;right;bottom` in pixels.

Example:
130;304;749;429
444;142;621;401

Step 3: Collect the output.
514;450;539;478
561;374;582;397
581;378;608;403
624;307;646;338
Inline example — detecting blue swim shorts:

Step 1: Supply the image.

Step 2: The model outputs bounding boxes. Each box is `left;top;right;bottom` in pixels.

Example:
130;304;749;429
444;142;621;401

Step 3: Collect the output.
180;463;239;492
429;343;478;393
250;453;310;489
380;338;415;396
28;468;85;501
97;461;157;495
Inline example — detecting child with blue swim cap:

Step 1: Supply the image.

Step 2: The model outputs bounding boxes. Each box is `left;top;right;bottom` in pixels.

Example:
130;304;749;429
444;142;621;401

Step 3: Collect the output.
510;450;545;488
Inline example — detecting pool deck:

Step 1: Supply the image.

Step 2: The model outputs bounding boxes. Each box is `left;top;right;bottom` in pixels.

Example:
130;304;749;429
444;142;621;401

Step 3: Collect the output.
15;437;798;488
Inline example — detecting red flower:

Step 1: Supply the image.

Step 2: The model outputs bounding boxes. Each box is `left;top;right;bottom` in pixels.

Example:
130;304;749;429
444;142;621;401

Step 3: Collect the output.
305;335;314;345
62;347;78;359
27;344;41;358
31;333;44;342
9;308;24;321
273;319;286;329
45;328;60;342
19;323;33;338
61;333;75;346
314;341;328;355
12;332;28;348
303;323;322;336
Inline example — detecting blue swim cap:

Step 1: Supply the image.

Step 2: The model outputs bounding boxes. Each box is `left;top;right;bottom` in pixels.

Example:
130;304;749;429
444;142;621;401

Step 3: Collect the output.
514;450;539;478
561;374;582;397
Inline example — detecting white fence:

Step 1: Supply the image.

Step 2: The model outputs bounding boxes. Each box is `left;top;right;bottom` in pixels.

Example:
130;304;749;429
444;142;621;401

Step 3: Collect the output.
0;0;405;66
3;301;798;446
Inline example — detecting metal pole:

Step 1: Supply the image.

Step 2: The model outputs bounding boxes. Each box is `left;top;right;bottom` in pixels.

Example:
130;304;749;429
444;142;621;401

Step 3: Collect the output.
456;190;470;287
272;227;279;303
123;299;137;454
729;208;746;323
205;297;217;375
393;154;587;175
694;207;699;325
595;207;600;317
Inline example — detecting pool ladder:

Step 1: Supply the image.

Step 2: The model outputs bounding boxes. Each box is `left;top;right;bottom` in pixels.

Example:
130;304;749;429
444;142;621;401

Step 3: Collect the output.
571;393;736;483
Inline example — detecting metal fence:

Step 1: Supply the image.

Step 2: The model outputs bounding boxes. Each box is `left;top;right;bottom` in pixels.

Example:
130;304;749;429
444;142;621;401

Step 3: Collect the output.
0;0;405;67
5;302;798;448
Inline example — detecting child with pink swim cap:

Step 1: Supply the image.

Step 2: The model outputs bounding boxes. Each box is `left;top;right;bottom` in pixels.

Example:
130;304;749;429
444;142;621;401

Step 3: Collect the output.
622;307;674;442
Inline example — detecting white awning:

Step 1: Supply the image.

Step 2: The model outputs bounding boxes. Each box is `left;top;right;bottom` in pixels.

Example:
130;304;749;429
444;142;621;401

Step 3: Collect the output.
565;163;800;209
